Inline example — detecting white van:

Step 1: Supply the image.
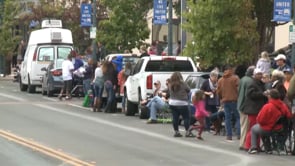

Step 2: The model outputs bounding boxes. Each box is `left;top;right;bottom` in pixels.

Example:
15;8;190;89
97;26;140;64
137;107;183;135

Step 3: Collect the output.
19;20;73;93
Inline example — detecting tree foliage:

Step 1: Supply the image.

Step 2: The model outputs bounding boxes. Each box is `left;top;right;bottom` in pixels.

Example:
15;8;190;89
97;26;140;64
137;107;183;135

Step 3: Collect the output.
183;0;259;68
0;0;21;57
97;0;152;52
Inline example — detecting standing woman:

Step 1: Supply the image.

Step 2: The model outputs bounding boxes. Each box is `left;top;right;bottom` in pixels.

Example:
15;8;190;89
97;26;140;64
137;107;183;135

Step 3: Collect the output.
168;72;191;137
92;61;104;112
102;61;117;113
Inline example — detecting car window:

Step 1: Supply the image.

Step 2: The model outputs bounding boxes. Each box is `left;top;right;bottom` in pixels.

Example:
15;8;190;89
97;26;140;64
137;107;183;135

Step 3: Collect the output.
133;59;144;74
38;47;54;61
57;47;72;60
186;76;206;89
145;60;194;72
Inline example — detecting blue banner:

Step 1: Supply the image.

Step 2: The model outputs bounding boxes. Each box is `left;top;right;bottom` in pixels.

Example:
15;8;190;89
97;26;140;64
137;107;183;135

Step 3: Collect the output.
80;4;92;27
153;0;167;25
273;0;291;22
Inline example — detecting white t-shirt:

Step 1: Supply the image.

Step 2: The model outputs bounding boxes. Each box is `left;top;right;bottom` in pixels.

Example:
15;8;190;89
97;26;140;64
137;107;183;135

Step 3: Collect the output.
62;60;74;81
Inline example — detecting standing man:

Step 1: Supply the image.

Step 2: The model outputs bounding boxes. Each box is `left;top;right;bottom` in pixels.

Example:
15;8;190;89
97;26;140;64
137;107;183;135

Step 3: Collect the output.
243;68;268;150
58;54;74;100
217;65;240;141
96;41;107;61
237;66;255;150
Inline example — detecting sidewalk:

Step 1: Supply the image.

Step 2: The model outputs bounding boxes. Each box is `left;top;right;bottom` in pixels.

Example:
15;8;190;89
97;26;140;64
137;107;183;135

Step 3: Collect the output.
0;74;13;81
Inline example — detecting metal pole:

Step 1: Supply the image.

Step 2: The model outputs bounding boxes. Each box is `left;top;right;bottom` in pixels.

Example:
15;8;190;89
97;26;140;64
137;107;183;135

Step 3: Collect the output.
168;0;173;56
292;0;295;69
180;0;186;56
92;0;97;63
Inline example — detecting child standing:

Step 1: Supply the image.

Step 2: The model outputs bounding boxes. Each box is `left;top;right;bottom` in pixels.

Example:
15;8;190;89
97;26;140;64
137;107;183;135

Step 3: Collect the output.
191;90;210;140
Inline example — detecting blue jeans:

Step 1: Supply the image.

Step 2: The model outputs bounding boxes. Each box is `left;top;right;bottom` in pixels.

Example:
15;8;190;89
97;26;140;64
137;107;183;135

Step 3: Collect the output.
223;101;240;137
104;81;115;112
146;96;166;120
93;84;103;98
205;105;218;131
83;78;92;95
170;105;190;131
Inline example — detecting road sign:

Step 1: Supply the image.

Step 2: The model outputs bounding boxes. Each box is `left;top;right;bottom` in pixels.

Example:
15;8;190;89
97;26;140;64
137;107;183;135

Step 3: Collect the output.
289;25;295;43
273;0;291;22
80;4;92;27
153;0;167;25
90;27;96;39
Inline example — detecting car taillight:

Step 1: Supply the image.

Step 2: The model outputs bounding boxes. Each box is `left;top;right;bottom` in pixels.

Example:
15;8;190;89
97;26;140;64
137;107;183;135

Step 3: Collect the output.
51;70;62;76
146;74;153;89
33;49;37;61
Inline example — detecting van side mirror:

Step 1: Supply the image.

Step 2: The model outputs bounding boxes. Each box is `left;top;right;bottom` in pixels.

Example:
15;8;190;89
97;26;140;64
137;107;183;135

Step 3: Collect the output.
41;67;47;71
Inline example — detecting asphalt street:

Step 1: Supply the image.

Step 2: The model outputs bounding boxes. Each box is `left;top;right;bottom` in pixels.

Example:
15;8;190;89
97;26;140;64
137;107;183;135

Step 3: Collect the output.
0;77;294;166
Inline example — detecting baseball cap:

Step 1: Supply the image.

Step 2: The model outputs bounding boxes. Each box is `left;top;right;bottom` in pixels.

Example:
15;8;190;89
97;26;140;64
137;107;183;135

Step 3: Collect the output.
274;54;286;61
283;67;293;74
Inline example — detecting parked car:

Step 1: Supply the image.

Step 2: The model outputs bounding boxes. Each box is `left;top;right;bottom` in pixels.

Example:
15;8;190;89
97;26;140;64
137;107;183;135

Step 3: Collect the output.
40;59;64;97
124;56;198;118
19;19;73;93
185;72;222;100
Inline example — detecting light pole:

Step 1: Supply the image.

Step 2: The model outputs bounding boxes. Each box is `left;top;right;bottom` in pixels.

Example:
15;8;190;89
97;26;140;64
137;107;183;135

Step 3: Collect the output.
180;0;186;55
168;0;173;56
92;0;97;63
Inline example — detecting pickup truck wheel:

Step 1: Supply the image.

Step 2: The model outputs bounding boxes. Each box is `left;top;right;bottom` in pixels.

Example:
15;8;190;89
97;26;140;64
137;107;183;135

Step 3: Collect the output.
126;99;136;116
27;76;36;93
19;78;28;91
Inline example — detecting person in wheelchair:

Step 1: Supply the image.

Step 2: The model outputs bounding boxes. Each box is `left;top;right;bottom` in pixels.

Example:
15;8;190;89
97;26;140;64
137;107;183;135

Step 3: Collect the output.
248;89;292;154
141;79;170;124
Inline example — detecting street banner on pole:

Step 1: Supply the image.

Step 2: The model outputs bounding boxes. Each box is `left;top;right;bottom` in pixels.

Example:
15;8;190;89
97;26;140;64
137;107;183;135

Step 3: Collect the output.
273;0;291;22
153;0;167;24
80;4;92;27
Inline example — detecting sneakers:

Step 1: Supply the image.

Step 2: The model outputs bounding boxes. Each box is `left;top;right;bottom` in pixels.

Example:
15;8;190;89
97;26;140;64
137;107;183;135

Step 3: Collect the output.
248;148;258;154
174;131;183;137
185;131;195;137
146;119;157;124
65;96;72;100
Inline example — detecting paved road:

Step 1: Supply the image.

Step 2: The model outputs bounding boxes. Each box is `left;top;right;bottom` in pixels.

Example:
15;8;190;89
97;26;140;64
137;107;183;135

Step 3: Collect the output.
0;78;294;166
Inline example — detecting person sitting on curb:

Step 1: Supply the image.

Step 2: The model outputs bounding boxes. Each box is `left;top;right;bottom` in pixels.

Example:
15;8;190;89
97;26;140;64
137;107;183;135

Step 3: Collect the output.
146;79;169;124
248;89;292;154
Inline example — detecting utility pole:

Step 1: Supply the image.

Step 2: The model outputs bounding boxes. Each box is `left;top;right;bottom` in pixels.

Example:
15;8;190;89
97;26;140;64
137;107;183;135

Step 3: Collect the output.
292;0;295;68
180;0;186;56
167;0;173;56
92;0;97;63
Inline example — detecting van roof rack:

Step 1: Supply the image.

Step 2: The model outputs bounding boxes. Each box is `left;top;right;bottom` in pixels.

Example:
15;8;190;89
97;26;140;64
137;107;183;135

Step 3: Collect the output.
41;19;62;28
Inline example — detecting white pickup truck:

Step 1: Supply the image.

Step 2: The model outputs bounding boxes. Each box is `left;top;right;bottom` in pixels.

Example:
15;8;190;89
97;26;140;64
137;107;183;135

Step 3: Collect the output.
124;56;198;118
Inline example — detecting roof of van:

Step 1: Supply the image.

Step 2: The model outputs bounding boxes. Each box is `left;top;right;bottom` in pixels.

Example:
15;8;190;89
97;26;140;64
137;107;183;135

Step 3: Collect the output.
27;28;73;45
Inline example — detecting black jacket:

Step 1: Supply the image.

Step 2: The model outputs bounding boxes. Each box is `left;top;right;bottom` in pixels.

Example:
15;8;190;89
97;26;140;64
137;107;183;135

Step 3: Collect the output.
243;79;268;115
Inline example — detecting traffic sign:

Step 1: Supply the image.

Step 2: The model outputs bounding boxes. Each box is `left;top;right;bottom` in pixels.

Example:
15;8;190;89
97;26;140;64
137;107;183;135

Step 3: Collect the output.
289;25;295;43
153;0;167;25
273;0;291;22
80;4;92;27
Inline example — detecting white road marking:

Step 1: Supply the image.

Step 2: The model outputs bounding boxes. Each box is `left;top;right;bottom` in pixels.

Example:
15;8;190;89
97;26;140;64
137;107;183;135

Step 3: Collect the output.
34;103;255;166
0;93;27;101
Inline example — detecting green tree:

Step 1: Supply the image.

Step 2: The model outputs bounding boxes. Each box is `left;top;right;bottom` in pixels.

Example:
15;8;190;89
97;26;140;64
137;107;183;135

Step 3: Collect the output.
183;0;258;68
98;0;152;52
0;0;21;58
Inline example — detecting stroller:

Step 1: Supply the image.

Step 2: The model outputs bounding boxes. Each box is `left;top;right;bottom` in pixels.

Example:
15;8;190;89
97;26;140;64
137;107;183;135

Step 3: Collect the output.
71;67;85;97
